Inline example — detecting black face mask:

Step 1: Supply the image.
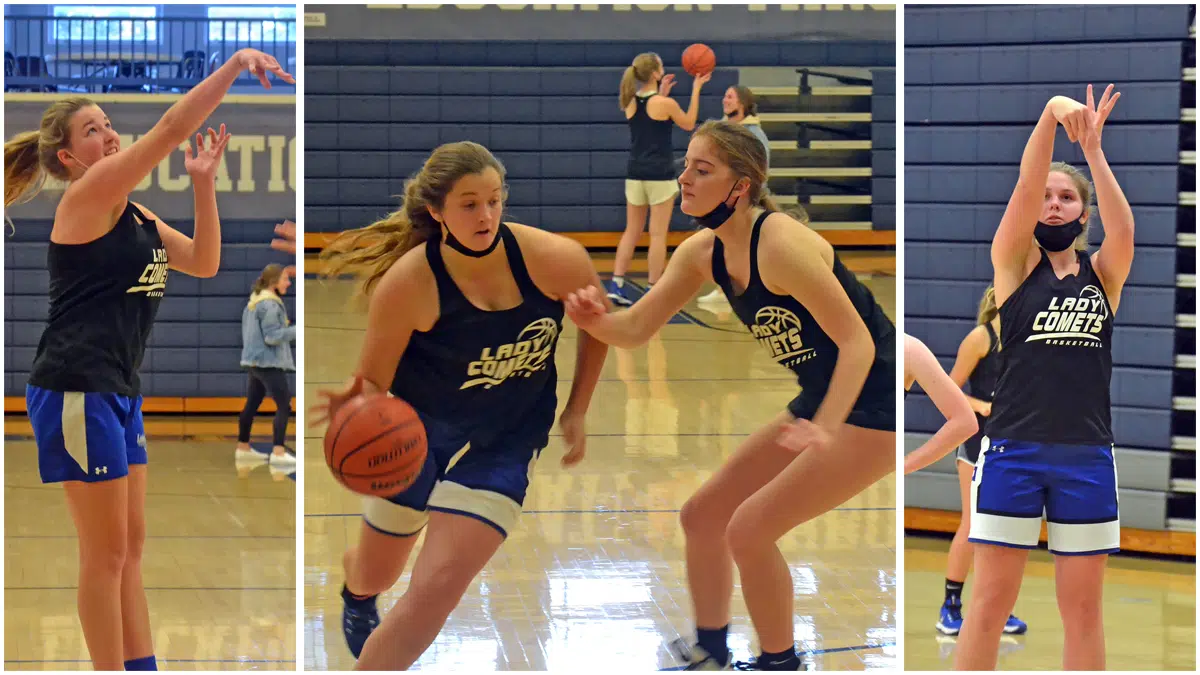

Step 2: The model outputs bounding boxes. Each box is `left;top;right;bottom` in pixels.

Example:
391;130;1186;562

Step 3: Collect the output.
442;224;501;258
693;182;742;231
1034;217;1084;252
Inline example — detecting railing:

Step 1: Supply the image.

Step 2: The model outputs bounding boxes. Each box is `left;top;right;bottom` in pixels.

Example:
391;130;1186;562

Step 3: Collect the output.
4;16;296;93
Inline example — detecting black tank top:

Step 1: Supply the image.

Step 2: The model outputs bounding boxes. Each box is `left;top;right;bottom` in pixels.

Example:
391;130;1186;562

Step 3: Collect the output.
712;211;896;404
390;224;563;450
986;249;1114;445
968;322;1000;402
626;92;676;181
28;202;167;397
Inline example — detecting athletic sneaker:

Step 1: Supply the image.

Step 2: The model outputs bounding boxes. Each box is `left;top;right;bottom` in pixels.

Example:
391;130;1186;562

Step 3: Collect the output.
936;598;964;635
1003;614;1028;635
697;287;727;304
604;279;633;307
342;588;380;658
269;448;297;467
669;637;732;671
234;446;270;463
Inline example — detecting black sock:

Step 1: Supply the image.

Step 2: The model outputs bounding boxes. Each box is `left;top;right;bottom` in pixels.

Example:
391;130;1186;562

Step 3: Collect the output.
758;647;801;671
945;578;965;605
696;625;730;665
342;583;377;607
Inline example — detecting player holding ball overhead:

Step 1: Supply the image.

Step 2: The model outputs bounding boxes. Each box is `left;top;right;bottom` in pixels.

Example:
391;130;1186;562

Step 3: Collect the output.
607;46;712;306
311;140;610;670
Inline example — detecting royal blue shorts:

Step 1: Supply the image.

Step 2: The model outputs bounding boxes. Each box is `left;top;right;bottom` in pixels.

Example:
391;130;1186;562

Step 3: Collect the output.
26;385;147;484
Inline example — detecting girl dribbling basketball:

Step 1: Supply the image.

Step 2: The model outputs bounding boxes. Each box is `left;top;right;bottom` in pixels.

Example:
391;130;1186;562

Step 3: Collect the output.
3;49;292;671
566;120;896;670
954;84;1130;671
607;51;711;306
312;141;610;670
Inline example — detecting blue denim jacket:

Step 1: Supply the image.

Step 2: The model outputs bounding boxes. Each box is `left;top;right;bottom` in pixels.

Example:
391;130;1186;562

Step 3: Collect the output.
240;291;296;371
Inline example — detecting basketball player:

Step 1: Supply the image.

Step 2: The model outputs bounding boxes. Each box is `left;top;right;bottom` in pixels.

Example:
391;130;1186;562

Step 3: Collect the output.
565;120;896;671
311;141;610;670
901;333;976;475
954;84;1129;671
2;50;292;671
236;263;297;466
607;52;711;306
932;287;1027;637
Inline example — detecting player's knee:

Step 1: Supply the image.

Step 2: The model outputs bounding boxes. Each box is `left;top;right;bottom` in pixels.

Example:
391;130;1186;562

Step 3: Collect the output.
408;560;476;615
80;534;128;578
125;521;146;565
680;493;725;539
1056;585;1103;627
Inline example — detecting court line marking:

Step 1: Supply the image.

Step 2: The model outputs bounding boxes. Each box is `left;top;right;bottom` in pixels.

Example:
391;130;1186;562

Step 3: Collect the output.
659;641;897;670
8;586;294;591
306;507;895;518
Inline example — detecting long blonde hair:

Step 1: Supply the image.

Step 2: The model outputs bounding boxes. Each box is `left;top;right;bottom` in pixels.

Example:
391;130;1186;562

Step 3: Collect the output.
1048;161;1095;251
320;141;507;296
4;96;95;209
977;285;998;325
619;52;660;110
692;120;801;220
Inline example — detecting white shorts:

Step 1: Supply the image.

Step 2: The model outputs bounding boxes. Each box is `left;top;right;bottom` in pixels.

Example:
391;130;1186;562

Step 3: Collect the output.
625;179;679;207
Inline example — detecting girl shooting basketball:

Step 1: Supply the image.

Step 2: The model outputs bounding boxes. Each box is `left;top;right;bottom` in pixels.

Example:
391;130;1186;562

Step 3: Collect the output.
954;84;1128;671
566;120;896;670
312;141;610;670
3;49;292;671
607;51;711;306
927;288;1027;638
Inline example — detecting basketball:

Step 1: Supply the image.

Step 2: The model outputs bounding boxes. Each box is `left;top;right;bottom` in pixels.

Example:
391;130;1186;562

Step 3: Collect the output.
682;43;716;76
324;394;428;497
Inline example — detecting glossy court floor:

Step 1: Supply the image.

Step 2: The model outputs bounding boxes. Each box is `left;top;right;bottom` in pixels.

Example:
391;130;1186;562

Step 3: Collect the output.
903;535;1196;671
4;416;296;671
304;265;898;671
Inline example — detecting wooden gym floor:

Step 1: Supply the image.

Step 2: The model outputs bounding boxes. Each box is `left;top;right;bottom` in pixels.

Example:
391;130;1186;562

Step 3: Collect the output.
4;416;296;671
903;535;1196;671
303;266;898;671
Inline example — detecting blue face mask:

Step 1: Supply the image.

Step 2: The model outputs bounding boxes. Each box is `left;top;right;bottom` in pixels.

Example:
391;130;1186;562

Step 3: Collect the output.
693;182;741;230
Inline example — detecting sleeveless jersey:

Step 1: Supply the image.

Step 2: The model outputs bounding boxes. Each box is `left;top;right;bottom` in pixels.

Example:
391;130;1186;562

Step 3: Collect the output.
390;224;563;450
964;322;1000;453
626;92;676;181
28;202;168;397
986;249;1114;445
712;210;896;404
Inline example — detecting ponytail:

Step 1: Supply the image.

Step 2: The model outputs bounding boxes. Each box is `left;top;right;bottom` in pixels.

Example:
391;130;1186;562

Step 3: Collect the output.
619;52;661;110
619;66;639;110
252;263;285;294
977;285;998;325
4;131;46;208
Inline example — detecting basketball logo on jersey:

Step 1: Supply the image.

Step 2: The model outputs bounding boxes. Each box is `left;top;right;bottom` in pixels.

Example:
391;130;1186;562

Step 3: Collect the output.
461;318;560;390
750;306;816;367
1027;285;1108;347
126;248;168;298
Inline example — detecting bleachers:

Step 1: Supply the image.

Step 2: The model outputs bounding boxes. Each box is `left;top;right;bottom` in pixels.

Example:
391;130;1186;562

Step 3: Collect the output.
305;39;896;248
903;3;1196;548
4;220;296;403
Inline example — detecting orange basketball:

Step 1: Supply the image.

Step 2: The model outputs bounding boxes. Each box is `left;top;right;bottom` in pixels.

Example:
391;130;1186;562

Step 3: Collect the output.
324;394;427;497
682;43;716;76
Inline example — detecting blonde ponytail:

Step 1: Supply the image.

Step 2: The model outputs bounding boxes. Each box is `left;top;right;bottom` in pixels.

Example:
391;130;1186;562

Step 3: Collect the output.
977;285;998;325
619;52;661;110
4;131;45;208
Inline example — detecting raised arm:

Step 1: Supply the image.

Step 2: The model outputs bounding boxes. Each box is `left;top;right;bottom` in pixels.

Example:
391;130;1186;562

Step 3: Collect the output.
903;335;978;475
60;49;292;222
1080;84;1132;309
993;95;1088;304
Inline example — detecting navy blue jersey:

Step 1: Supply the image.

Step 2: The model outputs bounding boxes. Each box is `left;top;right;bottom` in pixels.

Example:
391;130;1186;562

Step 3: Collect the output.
29;202;167;397
390;224;564;451
986;249;1114;445
626;92;676;181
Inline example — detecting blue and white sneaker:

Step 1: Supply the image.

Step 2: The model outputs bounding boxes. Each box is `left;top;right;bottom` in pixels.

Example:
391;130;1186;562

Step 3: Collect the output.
1003;613;1028;635
936;598;964;635
604;278;633;307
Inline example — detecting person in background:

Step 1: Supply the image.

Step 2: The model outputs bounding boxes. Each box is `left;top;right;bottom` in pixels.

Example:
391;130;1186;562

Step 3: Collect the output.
235;263;297;467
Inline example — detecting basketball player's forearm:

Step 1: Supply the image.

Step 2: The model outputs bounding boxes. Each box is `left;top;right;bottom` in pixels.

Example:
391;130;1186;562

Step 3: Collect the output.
1084;148;1134;238
564;330;607;413
1020;104;1059;183
905;420;975;474
188;181;222;277
157;57;245;144
810;335;874;430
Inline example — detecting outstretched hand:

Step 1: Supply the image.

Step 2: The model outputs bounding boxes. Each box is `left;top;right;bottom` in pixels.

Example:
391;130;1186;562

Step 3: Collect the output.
1079;83;1120;153
236;48;295;89
563;285;609;329
184;124;231;182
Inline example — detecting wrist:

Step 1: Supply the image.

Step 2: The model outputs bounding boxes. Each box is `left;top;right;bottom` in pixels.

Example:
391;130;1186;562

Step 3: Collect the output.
191;177;216;192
